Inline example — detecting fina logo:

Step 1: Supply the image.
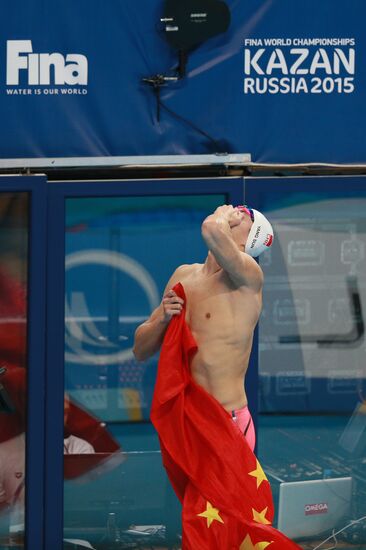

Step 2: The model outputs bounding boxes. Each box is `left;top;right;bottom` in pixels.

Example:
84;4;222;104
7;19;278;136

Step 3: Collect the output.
6;40;88;86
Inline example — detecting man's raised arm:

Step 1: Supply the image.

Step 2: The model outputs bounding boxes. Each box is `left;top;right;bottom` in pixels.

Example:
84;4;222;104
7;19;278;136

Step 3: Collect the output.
201;205;263;289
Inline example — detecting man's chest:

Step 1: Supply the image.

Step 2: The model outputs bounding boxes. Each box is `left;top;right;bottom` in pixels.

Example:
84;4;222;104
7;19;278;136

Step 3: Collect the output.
179;272;243;327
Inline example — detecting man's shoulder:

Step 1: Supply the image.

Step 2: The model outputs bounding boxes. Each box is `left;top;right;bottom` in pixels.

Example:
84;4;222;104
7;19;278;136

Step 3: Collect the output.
166;263;201;290
174;263;201;274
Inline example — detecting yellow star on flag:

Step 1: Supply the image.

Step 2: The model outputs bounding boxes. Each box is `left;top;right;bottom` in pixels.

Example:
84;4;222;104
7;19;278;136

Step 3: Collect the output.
252;506;271;525
197;501;224;528
248;459;268;489
240;533;273;550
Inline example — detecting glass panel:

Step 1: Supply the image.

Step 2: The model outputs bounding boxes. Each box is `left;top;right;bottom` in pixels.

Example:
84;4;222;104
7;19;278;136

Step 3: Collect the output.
257;187;366;547
0;193;28;548
63;193;224;548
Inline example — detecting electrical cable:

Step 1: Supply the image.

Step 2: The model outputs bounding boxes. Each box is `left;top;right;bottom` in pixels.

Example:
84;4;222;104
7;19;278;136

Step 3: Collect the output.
320;527;338;550
156;91;227;153
312;515;366;549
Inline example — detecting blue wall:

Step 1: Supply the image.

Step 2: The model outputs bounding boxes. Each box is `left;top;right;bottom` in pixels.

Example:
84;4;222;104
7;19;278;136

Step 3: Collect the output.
1;0;365;162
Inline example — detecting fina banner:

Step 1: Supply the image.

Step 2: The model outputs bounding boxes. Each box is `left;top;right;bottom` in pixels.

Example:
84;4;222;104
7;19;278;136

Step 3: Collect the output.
1;0;365;162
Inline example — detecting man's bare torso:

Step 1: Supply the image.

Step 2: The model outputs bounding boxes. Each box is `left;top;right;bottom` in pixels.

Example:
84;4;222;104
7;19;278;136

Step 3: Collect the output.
176;263;262;412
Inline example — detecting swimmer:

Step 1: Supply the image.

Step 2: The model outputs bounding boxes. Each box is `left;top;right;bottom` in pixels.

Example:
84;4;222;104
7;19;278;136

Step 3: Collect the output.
133;204;274;450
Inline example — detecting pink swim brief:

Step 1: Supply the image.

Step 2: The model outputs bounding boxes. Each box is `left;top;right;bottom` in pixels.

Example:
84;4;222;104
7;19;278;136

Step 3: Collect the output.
231;405;256;451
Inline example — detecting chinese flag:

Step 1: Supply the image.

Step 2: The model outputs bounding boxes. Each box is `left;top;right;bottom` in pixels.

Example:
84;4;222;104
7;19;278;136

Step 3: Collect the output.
151;283;302;549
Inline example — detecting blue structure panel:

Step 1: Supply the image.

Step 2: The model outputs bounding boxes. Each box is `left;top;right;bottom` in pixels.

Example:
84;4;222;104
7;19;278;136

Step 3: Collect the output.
0;0;365;162
245;176;366;413
0;175;47;550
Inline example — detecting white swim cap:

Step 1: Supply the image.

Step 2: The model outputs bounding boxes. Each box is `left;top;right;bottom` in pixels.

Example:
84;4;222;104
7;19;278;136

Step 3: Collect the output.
244;208;274;258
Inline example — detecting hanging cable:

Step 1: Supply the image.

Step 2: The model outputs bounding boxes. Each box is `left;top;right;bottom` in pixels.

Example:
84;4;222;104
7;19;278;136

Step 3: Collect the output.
312;515;366;549
156;91;227;153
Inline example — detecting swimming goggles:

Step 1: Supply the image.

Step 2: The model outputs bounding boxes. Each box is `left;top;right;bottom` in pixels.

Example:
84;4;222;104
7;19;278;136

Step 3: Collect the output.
237;205;255;222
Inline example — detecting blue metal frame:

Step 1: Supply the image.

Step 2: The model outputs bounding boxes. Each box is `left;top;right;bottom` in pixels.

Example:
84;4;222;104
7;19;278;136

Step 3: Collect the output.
45;176;248;549
244;175;366;203
0;175;47;550
45;187;66;550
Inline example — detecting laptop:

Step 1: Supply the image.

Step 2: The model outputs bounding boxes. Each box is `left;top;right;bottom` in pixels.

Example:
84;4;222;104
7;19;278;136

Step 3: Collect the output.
277;477;353;540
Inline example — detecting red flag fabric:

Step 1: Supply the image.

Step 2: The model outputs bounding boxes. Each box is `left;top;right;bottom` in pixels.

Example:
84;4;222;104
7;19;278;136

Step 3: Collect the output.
0;266;122;478
151;283;302;550
0;266;27;442
0;266;27;367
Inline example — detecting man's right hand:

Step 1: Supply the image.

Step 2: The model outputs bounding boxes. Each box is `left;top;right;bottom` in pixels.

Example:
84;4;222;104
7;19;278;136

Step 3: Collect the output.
213;205;245;228
133;265;191;361
161;290;184;323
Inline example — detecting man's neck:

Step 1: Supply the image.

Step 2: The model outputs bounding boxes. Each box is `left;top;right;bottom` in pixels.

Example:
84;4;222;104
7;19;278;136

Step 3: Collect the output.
203;252;222;275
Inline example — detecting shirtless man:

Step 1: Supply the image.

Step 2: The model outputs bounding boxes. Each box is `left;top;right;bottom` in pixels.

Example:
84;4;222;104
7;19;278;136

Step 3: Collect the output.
133;204;274;450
